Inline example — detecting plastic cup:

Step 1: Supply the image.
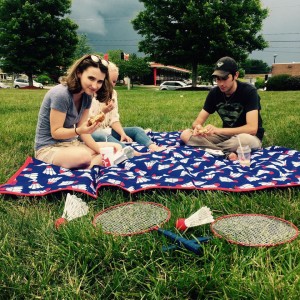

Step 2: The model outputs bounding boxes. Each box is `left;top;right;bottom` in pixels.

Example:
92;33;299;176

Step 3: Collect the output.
236;145;251;167
100;147;114;167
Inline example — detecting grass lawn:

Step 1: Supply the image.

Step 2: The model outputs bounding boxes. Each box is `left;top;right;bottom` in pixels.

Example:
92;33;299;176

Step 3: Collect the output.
0;86;300;299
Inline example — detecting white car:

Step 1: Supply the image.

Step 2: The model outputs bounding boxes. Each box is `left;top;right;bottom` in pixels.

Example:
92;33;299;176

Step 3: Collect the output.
14;78;43;88
159;81;191;90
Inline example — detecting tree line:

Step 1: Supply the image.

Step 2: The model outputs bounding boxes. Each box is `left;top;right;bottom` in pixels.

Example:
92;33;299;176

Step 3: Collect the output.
0;0;270;86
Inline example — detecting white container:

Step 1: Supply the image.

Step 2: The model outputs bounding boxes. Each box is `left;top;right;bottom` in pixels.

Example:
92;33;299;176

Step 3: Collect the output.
100;147;114;167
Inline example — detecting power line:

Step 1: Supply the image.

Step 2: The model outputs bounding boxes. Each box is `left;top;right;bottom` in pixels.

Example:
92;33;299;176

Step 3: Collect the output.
254;50;300;54
264;33;300;35
88;39;140;42
267;41;300;42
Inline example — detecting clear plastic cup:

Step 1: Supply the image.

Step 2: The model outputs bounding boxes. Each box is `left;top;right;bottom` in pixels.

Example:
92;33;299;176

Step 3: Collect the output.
236;145;251;167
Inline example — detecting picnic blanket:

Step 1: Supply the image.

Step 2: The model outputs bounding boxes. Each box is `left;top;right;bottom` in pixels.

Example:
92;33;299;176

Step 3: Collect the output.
0;131;299;198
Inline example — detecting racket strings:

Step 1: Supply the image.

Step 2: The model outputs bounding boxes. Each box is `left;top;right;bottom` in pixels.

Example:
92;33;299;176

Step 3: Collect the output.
211;215;298;246
94;203;170;235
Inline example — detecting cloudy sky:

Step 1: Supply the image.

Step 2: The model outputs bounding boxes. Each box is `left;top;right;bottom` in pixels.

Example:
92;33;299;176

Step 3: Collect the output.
69;0;300;66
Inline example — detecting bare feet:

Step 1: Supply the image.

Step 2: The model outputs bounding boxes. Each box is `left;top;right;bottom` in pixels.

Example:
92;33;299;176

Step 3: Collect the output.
134;150;148;156
227;152;238;161
149;144;166;152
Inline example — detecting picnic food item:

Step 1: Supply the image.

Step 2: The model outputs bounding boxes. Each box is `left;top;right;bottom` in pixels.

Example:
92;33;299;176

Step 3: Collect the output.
88;112;105;126
176;206;214;231
195;126;208;135
210;214;299;247
54;193;89;229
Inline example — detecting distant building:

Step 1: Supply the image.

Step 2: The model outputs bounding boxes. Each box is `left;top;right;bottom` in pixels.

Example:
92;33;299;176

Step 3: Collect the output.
244;73;270;85
243;62;300;85
271;62;300;76
142;62;191;85
0;69;7;80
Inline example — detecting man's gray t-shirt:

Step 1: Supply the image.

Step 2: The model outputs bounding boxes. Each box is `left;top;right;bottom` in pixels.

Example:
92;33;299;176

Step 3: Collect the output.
34;84;92;151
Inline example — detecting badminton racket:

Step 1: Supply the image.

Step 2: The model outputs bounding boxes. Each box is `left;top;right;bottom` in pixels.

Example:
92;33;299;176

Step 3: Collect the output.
210;214;299;247
93;201;208;254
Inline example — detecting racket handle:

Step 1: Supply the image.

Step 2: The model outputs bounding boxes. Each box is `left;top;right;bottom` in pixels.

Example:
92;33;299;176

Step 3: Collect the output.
157;228;210;255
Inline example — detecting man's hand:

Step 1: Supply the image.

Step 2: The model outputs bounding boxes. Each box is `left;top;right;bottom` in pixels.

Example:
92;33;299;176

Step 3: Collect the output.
193;124;209;136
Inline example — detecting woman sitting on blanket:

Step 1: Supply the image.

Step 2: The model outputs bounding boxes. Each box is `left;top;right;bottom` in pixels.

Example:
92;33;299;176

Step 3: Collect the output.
89;61;165;154
34;54;122;169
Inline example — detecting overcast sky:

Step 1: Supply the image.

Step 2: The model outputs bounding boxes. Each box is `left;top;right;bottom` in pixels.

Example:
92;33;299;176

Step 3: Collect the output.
70;0;300;66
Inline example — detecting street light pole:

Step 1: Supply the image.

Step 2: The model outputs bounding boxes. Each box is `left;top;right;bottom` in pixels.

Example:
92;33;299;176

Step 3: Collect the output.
273;54;278;64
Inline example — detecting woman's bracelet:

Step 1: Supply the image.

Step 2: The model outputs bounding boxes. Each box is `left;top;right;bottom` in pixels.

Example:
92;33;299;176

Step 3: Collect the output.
75;127;80;135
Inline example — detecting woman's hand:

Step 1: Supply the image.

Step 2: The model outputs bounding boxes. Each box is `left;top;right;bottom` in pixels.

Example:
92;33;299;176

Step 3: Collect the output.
102;101;115;114
77;120;101;135
120;134;133;142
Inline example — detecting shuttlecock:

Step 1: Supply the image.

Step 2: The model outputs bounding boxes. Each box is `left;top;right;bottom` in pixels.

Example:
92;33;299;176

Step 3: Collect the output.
175;206;214;231
54;193;89;229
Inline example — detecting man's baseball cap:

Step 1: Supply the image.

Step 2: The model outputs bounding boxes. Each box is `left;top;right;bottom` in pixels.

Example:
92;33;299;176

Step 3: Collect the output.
212;56;238;77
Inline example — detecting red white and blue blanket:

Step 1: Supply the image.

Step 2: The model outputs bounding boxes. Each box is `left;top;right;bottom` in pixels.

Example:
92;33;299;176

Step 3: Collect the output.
0;131;299;198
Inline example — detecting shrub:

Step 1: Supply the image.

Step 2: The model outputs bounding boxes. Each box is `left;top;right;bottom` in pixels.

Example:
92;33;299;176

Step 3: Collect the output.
266;74;291;91
287;76;300;90
36;74;52;85
266;74;300;91
255;77;265;89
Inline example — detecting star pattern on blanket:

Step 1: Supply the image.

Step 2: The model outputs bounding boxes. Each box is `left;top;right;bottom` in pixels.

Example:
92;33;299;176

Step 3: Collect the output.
0;131;300;198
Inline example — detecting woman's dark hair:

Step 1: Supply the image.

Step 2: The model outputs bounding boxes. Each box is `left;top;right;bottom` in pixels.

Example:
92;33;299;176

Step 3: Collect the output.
62;54;113;102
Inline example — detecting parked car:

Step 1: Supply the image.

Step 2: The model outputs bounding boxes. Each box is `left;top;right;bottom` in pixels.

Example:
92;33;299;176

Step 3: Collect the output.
159;81;191;90
13;78;43;88
0;82;11;88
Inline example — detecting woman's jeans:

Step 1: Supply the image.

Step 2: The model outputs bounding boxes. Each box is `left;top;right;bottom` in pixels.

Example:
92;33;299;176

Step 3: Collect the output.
92;127;153;148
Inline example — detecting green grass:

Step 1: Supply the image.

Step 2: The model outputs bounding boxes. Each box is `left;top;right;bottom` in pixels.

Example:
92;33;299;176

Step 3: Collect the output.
0;87;300;299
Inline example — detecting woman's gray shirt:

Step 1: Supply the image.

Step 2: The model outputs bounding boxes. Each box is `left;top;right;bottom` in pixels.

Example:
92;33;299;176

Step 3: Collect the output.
34;84;91;151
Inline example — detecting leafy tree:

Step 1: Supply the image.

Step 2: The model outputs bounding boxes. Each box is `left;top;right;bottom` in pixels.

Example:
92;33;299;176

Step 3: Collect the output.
104;50;150;87
73;34;93;59
0;0;78;85
106;50;123;65
240;59;270;74
132;0;268;86
118;53;150;87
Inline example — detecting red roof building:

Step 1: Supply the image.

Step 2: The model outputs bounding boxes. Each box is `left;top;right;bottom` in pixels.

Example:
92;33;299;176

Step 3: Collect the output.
147;62;191;86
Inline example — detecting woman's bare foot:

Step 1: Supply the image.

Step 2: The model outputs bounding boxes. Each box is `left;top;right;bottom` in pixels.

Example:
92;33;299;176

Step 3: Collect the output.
134;150;148;156
149;144;166;152
227;152;238;161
